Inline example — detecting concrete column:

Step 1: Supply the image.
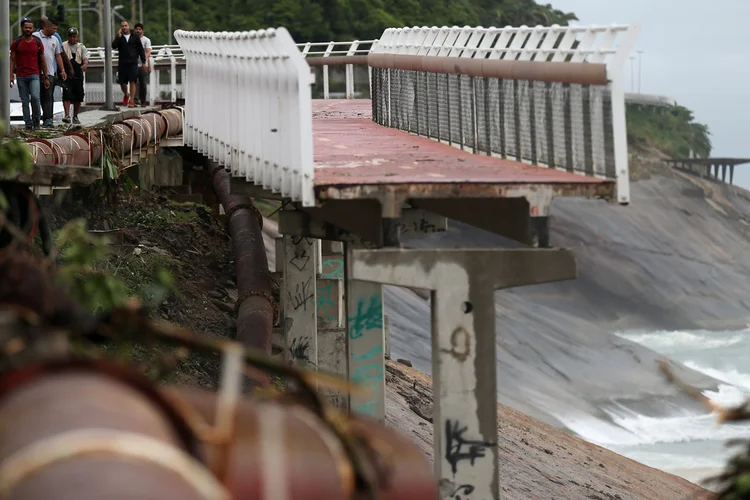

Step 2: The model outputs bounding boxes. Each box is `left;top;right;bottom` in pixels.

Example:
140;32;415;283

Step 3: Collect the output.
282;235;320;371
731;164;735;185
349;248;577;500
346;243;386;422
318;240;348;410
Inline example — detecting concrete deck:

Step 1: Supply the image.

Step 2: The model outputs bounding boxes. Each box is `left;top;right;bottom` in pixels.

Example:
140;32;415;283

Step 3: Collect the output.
311;100;614;203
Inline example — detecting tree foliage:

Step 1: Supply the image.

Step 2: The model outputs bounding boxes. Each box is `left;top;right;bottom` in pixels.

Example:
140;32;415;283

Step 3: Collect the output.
40;0;577;46
627;104;713;159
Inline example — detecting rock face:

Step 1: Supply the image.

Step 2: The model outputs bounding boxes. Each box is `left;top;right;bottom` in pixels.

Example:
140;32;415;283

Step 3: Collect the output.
385;168;750;427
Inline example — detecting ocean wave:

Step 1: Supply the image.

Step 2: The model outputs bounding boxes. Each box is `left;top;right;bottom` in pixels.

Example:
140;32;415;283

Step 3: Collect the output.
558;361;750;448
617;328;750;351
559;401;750;448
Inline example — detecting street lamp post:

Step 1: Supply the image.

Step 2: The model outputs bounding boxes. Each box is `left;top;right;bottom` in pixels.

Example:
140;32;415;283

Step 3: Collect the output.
103;0;114;109
167;0;171;44
78;0;83;39
2;0;10;134
636;50;644;93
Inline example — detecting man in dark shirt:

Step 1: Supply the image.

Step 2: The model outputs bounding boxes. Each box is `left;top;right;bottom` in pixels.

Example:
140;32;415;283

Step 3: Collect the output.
10;17;47;129
111;20;146;108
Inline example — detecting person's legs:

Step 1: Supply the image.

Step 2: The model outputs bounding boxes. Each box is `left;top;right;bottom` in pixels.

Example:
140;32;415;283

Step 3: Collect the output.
117;65;128;105
72;78;84;123
129;81;137;106
16;76;32;129
41;75;55;125
28;76;41;128
126;64;137;107
62;78;72;122
137;67;148;105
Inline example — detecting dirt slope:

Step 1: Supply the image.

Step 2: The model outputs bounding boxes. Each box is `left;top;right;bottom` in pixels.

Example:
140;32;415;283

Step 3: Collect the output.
385;360;707;500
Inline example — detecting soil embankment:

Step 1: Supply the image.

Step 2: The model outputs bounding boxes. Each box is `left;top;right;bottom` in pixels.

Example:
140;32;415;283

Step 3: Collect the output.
385;360;707;500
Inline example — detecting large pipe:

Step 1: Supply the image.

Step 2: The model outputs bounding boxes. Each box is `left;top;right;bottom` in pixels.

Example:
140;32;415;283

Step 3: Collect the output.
0;361;228;499
165;386;439;500
19;108;184;167
124;116;154;149
159;108;183;138
207;161;274;356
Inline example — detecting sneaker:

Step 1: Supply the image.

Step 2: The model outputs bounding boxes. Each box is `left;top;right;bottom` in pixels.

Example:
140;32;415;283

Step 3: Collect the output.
72;116;80;125
62;115;71;123
43;119;53;127
128;100;136;108
24;125;33;131
122;95;129;106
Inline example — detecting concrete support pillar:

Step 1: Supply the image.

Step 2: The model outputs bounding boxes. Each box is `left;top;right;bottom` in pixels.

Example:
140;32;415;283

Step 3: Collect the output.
345;243;386;422
731;164;735;185
318;240;348;410
281;235;320;371
349;248;577;500
721;164;727;183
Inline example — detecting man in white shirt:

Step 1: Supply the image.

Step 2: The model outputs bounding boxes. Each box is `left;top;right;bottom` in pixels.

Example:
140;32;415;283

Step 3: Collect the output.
33;17;67;126
133;23;152;106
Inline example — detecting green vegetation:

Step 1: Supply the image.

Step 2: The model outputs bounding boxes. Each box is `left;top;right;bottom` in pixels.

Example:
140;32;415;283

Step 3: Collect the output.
32;0;576;46
626;103;712;159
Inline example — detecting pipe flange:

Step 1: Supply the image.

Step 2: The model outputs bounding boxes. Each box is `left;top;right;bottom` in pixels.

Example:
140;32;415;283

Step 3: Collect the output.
234;289;279;325
224;203;263;231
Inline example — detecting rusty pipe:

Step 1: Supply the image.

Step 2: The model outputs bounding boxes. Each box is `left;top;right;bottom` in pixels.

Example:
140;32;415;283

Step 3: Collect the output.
207;161;274;357
164;386;439;500
159;108;184;138
23;139;57;166
143;112;167;140
124;116;154;149
112;122;135;156
0;361;227;500
48;135;93;166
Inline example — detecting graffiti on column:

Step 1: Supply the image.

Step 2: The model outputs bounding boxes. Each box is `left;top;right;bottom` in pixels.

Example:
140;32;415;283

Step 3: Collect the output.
316;282;336;322
284;236;317;368
321;258;343;279
398;214;446;236
443;418;496;498
348;295;384;415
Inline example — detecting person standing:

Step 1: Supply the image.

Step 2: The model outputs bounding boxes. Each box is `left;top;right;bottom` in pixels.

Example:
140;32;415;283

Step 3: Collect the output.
61;28;88;125
111;20;145;108
133;23;151;106
33;18;66;127
10;17;46;130
36;15;72;81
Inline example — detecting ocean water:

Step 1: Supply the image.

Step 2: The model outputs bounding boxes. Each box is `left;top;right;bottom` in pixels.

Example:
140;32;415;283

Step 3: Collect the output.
556;327;750;487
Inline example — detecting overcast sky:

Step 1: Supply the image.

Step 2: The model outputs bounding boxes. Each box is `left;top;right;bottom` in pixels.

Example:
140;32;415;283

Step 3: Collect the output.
551;0;750;188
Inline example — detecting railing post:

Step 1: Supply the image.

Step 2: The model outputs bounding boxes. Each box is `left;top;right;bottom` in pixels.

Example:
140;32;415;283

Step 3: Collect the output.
345;40;360;99
323;42;333;99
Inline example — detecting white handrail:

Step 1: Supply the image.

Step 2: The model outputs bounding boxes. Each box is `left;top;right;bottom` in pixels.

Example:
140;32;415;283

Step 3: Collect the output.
175;28;315;207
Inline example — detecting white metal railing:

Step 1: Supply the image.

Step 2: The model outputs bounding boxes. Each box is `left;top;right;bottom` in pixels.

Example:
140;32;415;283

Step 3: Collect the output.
82;40;375;103
175;28;315;206
370;24;640;204
298;40;375;98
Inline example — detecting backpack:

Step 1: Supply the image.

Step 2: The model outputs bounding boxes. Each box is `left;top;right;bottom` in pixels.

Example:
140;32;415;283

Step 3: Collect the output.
11;35;44;76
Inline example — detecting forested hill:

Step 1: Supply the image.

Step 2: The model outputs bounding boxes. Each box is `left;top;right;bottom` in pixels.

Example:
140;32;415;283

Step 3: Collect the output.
49;0;575;46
